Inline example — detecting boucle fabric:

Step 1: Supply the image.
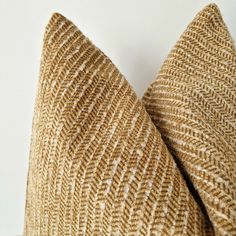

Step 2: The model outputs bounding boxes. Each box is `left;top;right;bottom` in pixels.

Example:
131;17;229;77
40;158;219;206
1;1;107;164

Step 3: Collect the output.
143;4;236;235
24;13;213;235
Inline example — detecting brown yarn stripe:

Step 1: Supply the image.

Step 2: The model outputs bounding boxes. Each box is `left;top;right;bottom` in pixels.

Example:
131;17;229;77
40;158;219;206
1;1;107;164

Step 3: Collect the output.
24;12;213;235
143;4;236;235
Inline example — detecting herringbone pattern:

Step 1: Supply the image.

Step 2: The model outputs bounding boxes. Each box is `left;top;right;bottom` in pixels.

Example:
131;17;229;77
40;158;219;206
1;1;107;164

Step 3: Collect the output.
24;13;213;236
143;4;236;235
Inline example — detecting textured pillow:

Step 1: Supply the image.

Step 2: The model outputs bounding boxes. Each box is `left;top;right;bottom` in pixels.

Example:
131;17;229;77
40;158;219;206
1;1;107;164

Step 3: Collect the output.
143;4;236;235
24;13;213;235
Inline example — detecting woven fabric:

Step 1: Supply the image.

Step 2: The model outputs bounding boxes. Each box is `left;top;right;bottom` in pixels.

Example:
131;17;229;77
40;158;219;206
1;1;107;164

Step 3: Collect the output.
24;13;213;236
143;4;236;235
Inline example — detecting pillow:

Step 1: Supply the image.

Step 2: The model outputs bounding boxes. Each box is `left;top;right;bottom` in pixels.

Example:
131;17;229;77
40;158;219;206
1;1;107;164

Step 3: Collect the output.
24;13;213;235
143;4;236;235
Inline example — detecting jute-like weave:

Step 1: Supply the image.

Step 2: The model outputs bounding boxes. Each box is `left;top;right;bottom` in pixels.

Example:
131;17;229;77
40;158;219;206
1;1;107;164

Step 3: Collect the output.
143;4;236;235
24;11;213;236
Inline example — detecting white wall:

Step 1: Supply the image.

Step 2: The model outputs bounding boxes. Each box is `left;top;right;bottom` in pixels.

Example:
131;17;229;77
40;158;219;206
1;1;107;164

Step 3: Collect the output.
0;0;235;235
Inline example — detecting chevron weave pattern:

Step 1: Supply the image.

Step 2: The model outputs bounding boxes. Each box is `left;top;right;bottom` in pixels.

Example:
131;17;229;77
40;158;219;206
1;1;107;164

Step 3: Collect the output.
143;4;236;235
24;13;213;235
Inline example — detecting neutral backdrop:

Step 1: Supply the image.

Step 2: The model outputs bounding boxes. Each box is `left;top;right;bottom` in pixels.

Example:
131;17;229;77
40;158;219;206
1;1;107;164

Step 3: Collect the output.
0;0;235;235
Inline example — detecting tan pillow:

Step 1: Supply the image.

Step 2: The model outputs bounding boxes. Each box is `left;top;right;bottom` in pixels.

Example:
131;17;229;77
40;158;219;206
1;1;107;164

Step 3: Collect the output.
24;13;213;235
143;4;236;235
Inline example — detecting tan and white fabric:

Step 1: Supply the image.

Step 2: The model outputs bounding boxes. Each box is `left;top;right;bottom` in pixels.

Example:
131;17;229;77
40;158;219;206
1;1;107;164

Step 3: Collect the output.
24;12;213;235
143;4;236;235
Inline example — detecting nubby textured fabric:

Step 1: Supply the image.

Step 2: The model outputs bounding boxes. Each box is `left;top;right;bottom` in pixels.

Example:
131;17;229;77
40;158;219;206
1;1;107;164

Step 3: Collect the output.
143;4;236;235
24;13;213;235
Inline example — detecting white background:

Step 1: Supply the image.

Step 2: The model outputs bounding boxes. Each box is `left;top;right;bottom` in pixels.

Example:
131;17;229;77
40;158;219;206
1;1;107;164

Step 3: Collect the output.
0;0;235;235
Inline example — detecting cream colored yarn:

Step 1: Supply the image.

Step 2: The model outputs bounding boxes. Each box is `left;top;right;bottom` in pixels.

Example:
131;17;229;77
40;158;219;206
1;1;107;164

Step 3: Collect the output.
143;4;236;235
24;12;213;236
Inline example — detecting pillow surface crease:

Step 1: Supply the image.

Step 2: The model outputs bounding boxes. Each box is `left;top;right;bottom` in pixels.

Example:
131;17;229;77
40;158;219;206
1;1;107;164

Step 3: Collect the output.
143;4;236;235
24;13;213;236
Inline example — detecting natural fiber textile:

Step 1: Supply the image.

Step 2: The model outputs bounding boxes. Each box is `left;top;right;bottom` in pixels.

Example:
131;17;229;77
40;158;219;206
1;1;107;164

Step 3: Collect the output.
24;13;213;236
143;4;236;235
